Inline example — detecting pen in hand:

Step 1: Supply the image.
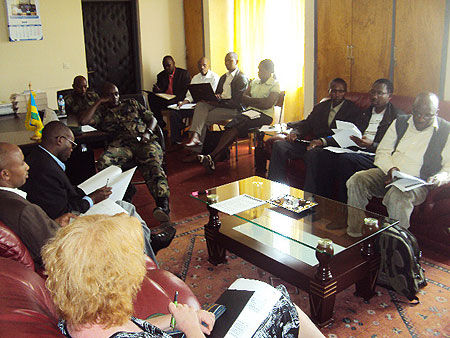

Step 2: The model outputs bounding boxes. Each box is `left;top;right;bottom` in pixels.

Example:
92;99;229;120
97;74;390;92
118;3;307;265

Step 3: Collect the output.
105;178;109;187
170;291;178;329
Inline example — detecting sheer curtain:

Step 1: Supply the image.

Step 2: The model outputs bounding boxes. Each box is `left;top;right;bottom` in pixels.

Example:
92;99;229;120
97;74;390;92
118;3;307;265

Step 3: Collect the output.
234;0;305;121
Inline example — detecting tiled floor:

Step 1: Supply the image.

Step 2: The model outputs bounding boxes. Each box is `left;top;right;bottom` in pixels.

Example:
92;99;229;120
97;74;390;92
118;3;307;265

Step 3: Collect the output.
133;142;258;228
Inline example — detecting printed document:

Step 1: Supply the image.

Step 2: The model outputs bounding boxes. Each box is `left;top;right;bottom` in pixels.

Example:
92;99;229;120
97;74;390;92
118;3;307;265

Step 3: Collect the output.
155;93;176;100
242;109;261;119
167;103;197;110
332;120;362;148
210;194;266;215
224;278;281;338
77;165;137;202
83;199;129;216
324;146;374;156
386;171;432;192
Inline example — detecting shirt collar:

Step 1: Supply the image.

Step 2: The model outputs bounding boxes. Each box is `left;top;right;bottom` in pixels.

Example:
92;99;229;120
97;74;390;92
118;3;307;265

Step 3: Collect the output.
0;186;27;199
255;74;276;86
331;99;345;111
371;106;386;115
228;68;239;77
39;145;66;171
407;115;439;131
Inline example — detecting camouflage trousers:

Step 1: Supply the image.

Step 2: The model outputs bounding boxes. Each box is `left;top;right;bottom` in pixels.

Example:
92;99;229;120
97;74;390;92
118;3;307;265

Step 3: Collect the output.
97;140;169;201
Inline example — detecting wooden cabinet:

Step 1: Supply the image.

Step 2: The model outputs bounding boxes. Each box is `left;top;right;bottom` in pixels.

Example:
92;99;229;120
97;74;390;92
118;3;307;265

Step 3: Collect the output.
316;0;447;100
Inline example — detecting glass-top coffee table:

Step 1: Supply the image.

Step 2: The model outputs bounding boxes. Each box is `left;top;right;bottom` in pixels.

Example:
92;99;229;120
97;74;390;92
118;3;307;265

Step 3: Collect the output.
190;176;398;326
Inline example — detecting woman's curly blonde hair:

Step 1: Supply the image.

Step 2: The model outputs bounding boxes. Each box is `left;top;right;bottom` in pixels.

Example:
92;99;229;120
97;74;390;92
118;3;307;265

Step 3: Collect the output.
42;213;146;329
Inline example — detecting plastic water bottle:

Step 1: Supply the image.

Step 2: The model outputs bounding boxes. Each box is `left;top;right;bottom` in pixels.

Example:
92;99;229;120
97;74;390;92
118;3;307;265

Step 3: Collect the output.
57;95;66;115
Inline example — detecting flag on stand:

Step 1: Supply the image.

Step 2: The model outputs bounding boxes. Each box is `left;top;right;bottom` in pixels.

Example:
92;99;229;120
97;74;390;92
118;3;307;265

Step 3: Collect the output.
24;91;44;140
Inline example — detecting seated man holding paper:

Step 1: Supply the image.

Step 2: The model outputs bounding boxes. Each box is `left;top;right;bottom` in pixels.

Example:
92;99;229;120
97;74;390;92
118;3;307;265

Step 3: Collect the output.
147;55;191;128
268;78;359;184
168;57;219;146
185;52;248;148
0;142;74;267
303;79;401;202
347;92;450;230
197;59;280;173
22;122;170;258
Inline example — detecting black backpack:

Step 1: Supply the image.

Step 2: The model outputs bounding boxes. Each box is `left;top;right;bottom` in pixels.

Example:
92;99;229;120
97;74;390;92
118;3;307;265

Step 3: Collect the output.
376;225;427;303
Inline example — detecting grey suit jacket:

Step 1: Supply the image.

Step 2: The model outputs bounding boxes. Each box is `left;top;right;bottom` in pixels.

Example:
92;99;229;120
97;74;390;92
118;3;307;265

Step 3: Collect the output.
0;189;59;267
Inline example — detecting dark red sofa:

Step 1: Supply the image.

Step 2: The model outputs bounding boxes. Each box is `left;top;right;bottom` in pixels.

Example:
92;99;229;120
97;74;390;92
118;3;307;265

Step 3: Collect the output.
262;92;450;253
0;220;201;337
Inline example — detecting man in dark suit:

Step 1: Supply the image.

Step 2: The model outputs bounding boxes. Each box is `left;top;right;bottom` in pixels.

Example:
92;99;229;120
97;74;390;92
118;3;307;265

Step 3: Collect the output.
0;142;73;267
303;79;401;202
185;52;249;148
147;55;191;127
22;121;174;256
268;78;360;184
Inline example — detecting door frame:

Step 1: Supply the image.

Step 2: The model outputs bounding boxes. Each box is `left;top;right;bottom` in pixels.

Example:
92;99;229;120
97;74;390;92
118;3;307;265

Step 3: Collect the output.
81;0;142;93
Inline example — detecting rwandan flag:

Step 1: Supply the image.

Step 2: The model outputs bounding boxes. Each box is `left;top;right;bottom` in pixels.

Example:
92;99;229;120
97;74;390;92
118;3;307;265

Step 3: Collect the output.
25;91;44;139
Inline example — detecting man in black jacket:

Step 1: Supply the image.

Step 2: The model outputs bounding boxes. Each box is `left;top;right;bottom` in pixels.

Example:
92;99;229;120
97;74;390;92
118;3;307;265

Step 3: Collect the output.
268;78;360;184
185;52;248;147
147;55;191;127
303;79;402;202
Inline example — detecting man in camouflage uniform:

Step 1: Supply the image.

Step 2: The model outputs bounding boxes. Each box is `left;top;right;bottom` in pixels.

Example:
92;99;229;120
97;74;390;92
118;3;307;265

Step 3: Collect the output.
64;75;107;123
82;82;172;225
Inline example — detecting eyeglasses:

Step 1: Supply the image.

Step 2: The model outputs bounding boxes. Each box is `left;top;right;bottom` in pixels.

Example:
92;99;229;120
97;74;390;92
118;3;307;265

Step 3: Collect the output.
412;110;436;120
329;89;345;94
58;135;78;149
369;89;389;96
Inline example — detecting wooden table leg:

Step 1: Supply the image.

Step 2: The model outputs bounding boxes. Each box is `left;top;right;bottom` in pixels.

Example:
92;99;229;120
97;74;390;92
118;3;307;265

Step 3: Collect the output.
355;219;380;300
205;203;227;265
309;239;336;327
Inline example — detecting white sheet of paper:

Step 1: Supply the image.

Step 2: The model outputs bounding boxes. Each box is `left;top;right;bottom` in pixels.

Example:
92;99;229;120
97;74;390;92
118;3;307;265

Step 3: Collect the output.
386;171;432;192
77;166;136;202
83;199;129;216
259;123;291;134
224;278;281;338
81;125;97;132
167;103;197;110
242;109;261;119
210;194;266;215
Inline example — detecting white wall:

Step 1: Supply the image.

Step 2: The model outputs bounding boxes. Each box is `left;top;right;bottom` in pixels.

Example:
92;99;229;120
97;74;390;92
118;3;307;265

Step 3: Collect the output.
0;0;87;107
0;0;186;108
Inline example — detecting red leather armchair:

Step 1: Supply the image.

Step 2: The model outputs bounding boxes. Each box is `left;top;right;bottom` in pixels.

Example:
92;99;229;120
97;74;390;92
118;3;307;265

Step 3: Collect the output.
261;93;450;253
0;221;201;337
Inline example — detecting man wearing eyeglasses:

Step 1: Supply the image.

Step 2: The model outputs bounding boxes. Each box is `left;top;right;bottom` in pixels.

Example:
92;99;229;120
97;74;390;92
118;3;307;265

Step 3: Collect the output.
347;92;450;230
303;79;401;202
22;121;112;219
268;78;359;183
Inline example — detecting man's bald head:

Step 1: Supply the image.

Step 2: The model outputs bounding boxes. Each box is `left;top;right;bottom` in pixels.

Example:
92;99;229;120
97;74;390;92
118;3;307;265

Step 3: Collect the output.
197;57;210;76
100;82;120;107
72;75;88;96
0;142;29;188
224;52;238;72
41;121;75;162
412;92;439;131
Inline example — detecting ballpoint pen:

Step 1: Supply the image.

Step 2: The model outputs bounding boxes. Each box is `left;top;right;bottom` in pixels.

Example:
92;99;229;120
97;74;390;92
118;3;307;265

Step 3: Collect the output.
170;291;178;329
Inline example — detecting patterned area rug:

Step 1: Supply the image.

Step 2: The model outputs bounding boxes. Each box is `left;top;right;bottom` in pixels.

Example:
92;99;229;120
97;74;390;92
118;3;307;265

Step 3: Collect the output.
157;214;450;338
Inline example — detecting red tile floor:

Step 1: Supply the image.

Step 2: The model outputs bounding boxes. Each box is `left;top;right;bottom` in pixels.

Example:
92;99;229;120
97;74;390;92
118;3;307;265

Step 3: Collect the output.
132;142;257;228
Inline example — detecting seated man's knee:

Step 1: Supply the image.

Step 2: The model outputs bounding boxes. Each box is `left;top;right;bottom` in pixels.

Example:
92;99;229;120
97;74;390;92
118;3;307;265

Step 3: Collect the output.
346;171;365;189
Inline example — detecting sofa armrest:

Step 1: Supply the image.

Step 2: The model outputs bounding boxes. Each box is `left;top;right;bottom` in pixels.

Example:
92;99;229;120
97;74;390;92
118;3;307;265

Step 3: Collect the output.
0;221;35;271
423;182;450;215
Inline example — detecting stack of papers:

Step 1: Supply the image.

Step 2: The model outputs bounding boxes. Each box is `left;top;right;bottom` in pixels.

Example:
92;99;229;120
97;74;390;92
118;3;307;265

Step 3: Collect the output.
210;194;266;215
332;121;362;148
324;146;374;156
386;171;432;192
242;109;261;119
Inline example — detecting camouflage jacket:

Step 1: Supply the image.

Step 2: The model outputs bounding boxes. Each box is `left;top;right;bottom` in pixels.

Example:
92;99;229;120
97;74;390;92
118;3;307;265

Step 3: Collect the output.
64;91;99;118
93;98;156;144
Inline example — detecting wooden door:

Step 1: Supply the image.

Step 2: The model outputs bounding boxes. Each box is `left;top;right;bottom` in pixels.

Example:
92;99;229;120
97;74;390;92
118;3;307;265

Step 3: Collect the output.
82;0;141;94
184;0;204;77
350;0;393;93
316;0;352;101
393;0;446;96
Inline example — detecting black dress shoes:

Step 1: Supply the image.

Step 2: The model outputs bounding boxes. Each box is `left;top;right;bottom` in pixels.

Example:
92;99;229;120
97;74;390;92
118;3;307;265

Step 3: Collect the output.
153;198;170;223
150;225;176;255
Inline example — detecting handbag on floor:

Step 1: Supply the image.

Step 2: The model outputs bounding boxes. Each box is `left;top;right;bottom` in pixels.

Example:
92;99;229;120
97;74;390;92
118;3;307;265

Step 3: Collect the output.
376;224;427;303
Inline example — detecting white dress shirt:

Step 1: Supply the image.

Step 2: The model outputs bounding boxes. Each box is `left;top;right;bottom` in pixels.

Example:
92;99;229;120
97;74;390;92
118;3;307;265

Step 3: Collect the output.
0;186;27;199
221;68;239;99
375;117;450;177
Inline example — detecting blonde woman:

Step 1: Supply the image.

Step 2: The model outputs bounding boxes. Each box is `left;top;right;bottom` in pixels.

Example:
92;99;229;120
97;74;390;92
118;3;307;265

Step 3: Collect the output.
42;214;215;338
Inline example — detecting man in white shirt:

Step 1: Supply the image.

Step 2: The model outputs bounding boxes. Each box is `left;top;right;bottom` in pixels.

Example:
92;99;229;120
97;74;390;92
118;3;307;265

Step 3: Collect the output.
185;52;248;148
347;92;450;230
169;57;219;146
